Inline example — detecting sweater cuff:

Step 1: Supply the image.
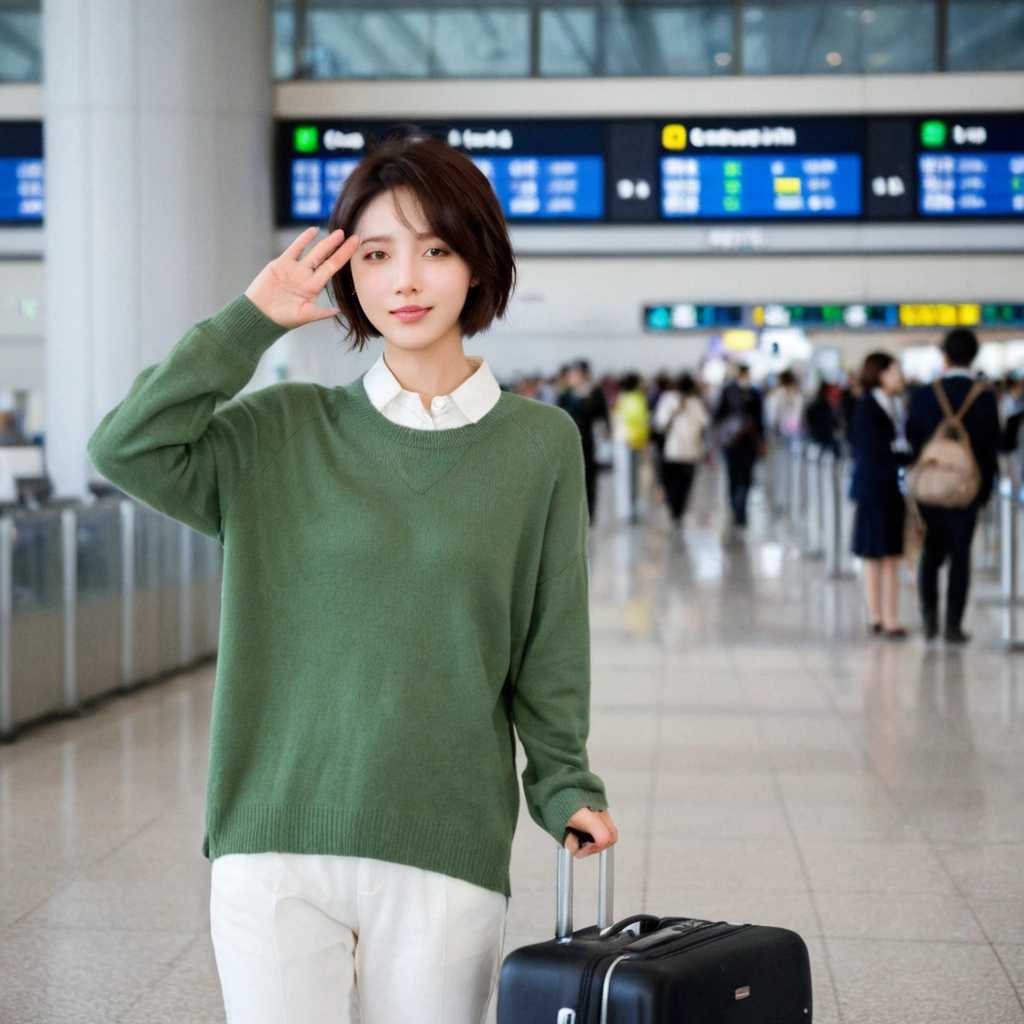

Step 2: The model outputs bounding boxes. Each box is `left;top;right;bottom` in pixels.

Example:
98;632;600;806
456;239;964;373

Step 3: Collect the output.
205;294;291;364
544;787;609;841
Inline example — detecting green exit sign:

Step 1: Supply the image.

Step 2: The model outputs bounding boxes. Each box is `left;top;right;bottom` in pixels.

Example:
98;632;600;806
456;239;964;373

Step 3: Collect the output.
294;126;319;153
921;120;947;148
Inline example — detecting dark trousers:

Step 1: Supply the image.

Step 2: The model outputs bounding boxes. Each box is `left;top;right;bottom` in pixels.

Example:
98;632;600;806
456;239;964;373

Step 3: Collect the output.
583;456;598;524
918;503;980;632
724;449;756;526
662;461;697;522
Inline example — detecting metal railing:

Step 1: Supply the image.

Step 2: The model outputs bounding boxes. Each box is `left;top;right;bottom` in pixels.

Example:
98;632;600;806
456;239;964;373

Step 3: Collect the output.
0;499;222;741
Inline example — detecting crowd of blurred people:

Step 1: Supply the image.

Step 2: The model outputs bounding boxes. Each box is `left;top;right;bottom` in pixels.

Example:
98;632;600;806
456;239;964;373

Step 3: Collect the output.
506;326;1022;644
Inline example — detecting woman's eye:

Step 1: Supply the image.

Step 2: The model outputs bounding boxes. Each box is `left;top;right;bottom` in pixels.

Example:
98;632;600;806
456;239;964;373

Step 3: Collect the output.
366;251;387;261
426;247;447;257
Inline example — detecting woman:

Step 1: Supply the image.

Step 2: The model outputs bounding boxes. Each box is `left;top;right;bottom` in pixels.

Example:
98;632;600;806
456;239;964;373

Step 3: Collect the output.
87;134;617;1024
652;372;709;532
849;351;909;639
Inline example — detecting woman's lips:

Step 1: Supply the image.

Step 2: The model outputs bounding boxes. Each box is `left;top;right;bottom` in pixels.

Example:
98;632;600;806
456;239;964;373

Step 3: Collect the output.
391;307;431;323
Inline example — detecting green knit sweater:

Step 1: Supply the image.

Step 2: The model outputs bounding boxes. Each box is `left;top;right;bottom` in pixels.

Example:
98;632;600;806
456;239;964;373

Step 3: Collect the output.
87;295;607;897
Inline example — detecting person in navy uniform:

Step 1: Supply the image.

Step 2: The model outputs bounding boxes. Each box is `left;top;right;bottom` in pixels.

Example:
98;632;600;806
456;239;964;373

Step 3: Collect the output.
906;328;1001;644
849;352;910;638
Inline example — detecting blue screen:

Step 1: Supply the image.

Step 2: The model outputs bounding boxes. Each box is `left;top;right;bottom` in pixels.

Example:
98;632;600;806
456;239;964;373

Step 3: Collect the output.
470;155;604;219
290;155;604;222
919;153;1024;216
0;157;43;221
661;154;862;219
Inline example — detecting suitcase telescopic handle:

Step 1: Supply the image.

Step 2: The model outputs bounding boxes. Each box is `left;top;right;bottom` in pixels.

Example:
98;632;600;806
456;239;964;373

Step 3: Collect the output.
556;829;615;942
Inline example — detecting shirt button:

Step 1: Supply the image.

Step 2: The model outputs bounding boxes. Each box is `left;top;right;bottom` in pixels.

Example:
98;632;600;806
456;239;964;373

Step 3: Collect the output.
431;396;447;412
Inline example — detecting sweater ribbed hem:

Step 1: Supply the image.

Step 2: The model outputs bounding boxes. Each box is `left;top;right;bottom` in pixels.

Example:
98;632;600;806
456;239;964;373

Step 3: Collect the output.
344;375;519;449
204;803;515;897
205;295;291;363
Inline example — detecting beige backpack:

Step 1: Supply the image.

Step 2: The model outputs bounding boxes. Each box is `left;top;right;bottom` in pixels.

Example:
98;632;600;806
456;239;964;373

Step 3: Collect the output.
907;380;985;509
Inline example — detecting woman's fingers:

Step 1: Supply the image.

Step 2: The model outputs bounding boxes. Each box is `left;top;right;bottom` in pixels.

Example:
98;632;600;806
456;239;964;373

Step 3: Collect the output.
309;233;361;291
300;229;348;271
282;226;318;262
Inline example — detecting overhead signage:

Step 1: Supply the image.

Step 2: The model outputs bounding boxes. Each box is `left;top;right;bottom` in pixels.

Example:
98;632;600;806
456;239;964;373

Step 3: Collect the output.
645;303;1024;332
275;115;1024;229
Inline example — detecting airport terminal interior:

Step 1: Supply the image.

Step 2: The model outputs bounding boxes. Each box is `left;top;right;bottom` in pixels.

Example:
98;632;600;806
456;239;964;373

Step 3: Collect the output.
1;0;1024;1021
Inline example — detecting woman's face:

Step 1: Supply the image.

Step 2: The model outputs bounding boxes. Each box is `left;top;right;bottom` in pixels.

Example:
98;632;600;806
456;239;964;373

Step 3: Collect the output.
879;360;904;395
350;186;477;353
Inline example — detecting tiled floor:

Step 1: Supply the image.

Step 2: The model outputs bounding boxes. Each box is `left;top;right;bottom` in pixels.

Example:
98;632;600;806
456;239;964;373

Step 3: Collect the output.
2;468;1023;1022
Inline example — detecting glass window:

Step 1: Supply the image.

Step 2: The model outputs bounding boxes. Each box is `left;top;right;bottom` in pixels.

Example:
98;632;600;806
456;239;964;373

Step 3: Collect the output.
0;3;41;84
540;7;599;76
948;0;1024;71
742;1;936;74
606;4;736;75
432;9;530;76
301;6;528;78
305;8;432;78
274;2;297;81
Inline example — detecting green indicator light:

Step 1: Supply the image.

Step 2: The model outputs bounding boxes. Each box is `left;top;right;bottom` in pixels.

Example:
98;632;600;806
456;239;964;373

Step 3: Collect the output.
823;306;843;323
982;305;997;323
1003;306;1014;323
921;120;947;148
791;307;804;322
1012;177;1022;192
294;126;319;153
724;196;741;212
724;179;742;195
724;161;742;178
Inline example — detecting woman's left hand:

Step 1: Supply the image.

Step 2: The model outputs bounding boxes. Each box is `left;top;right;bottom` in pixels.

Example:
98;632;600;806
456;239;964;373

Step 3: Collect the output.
564;807;618;858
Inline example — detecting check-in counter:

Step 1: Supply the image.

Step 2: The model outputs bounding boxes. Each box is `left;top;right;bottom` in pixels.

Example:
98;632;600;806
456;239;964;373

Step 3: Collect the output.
73;503;123;704
0;509;66;737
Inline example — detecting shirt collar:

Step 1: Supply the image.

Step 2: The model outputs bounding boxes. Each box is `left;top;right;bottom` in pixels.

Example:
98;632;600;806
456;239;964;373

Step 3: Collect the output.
943;368;974;379
362;352;501;423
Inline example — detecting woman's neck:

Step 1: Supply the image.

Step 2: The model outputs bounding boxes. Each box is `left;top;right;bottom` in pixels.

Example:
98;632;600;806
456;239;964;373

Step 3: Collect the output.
382;328;475;411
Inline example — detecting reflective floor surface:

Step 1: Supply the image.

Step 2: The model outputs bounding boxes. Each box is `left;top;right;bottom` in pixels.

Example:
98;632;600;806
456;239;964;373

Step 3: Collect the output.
1;468;1023;1023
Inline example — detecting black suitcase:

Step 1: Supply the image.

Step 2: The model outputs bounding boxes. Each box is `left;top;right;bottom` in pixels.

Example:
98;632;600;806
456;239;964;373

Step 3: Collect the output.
498;835;812;1024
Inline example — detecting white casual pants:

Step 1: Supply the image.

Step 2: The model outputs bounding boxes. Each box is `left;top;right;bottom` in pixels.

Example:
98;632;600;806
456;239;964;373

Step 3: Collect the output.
210;852;508;1024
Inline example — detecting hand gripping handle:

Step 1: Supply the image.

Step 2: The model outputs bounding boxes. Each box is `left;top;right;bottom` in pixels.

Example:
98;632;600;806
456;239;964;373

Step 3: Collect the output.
556;829;615;942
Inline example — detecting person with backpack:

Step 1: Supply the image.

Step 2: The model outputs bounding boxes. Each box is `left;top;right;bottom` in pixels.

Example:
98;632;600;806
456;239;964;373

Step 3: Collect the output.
848;352;911;638
906;328;1001;644
652;372;710;535
713;364;764;530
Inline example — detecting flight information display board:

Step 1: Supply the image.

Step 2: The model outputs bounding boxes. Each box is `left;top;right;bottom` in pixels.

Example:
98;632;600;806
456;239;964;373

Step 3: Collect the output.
275;115;1023;228
658;119;863;219
916;116;1024;216
645;302;1024;332
0;122;43;223
278;121;605;224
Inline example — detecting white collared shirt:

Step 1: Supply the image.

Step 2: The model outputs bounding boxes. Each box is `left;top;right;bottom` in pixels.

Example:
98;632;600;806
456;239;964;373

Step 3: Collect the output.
362;353;502;430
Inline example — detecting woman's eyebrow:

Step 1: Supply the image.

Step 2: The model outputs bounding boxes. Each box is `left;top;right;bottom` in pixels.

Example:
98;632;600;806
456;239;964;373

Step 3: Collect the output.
359;231;438;246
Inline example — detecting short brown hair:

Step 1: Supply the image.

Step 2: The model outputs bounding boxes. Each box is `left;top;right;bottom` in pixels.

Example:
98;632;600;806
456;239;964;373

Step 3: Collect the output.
326;132;516;351
860;351;895;390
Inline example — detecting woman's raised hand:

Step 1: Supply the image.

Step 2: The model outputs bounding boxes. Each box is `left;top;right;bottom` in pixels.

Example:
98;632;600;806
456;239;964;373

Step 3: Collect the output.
244;227;360;330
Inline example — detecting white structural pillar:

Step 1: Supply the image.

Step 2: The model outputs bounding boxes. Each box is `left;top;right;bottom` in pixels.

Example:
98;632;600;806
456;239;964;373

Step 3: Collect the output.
44;0;277;499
